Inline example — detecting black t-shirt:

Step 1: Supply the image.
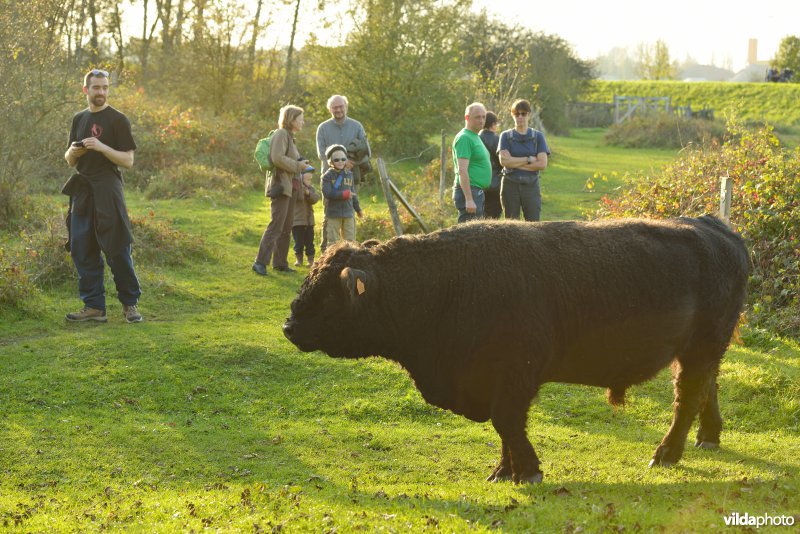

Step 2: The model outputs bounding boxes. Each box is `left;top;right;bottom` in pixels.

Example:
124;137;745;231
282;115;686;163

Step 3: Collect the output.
69;106;137;180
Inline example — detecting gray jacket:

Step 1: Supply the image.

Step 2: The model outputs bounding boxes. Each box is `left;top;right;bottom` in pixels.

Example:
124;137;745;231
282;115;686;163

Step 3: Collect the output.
316;117;370;172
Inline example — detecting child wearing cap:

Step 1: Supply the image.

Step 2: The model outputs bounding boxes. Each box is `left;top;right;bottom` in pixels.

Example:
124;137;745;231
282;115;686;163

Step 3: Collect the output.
321;144;363;245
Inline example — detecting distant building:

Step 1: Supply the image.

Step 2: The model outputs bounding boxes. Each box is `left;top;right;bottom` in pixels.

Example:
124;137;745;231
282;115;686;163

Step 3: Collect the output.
730;38;770;82
730;63;769;82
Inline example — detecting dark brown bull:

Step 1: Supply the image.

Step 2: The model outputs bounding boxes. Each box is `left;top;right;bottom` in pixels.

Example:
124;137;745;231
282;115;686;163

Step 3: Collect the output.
283;216;749;483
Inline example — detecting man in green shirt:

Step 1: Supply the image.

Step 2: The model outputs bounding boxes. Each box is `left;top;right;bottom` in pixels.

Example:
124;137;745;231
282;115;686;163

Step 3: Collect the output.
452;102;491;223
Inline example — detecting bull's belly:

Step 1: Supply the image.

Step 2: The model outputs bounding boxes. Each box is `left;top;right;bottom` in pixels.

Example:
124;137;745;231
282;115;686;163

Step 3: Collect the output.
543;313;693;388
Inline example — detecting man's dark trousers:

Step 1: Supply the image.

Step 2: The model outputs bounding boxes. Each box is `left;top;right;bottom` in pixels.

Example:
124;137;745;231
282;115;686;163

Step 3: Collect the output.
70;203;141;311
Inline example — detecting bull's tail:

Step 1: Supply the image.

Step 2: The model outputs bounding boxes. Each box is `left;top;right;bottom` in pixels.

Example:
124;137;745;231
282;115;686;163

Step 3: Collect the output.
606;386;627;407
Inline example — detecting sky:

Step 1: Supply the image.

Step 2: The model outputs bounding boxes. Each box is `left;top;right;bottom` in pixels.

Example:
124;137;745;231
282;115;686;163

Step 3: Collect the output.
470;0;798;72
123;0;800;74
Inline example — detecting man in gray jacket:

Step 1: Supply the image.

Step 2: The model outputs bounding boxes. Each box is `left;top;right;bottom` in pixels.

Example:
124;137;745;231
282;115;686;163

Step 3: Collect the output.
316;95;370;251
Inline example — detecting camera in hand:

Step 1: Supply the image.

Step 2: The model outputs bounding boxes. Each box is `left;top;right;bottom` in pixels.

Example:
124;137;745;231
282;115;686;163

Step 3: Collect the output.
297;157;314;174
72;141;84;148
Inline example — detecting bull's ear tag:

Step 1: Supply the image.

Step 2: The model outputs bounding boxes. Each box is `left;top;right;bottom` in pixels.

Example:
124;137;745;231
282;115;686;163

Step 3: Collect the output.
341;267;370;300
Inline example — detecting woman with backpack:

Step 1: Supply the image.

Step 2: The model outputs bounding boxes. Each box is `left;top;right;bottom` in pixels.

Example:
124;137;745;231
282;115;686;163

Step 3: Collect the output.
498;99;551;221
253;105;311;276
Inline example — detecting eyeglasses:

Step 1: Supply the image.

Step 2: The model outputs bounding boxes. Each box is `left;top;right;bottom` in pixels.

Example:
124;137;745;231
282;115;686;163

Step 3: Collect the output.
513;111;529;117
332;158;348;163
88;69;109;77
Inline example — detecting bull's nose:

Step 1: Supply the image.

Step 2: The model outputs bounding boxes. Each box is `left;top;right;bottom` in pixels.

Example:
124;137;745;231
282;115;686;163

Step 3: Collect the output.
282;320;294;339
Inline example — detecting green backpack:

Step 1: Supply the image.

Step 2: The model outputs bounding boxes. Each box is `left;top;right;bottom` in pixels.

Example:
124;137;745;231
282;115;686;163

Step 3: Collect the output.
254;130;276;172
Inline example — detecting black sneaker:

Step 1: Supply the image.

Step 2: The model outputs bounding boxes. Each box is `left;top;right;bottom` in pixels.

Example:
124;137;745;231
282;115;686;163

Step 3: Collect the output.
274;266;296;273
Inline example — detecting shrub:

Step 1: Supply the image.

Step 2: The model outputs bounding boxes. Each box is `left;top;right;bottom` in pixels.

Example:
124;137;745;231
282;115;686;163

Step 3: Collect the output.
0;247;39;311
399;155;459;232
144;163;250;202
129;210;212;266
357;156;459;242
357;213;399;242
595;118;800;337
113;89;264;190
19;213;74;288
604;114;726;149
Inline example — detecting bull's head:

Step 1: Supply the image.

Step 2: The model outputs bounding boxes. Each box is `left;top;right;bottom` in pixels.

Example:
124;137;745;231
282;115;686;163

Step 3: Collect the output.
283;243;377;358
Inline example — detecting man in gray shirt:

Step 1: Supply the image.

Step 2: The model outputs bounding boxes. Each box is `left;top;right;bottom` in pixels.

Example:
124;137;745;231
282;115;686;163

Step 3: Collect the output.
316;95;371;250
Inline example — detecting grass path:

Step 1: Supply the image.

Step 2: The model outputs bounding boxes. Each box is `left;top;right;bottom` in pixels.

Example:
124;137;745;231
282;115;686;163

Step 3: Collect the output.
1;131;798;531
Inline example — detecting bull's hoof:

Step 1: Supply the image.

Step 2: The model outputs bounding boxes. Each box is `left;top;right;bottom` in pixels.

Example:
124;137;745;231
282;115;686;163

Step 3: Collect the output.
649;444;681;468
517;472;544;485
487;463;513;482
695;440;720;450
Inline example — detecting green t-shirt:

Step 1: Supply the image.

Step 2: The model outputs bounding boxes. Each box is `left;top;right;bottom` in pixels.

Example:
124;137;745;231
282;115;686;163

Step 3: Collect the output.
452;128;491;189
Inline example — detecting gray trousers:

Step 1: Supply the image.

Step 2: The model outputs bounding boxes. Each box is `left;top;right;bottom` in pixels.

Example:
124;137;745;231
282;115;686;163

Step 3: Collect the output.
501;179;541;222
255;194;294;268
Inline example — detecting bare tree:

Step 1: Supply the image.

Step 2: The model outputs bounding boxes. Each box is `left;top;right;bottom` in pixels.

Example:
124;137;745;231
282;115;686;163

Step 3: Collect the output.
283;0;300;91
107;0;126;70
139;0;161;83
247;0;264;79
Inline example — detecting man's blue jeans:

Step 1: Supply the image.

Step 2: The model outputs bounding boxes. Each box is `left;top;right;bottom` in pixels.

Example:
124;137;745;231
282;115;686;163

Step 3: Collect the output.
453;185;485;223
70;206;141;311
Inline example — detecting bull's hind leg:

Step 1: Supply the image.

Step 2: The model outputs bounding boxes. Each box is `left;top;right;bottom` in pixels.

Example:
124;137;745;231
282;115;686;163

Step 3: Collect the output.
695;379;722;449
650;354;722;467
489;394;542;484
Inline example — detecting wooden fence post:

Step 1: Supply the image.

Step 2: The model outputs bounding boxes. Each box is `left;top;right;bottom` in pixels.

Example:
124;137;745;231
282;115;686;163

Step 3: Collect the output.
388;180;429;233
377;157;404;237
719;176;732;223
439;130;447;204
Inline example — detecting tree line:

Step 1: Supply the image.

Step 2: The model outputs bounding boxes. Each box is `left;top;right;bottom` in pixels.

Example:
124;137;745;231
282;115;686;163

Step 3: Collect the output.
1;0;592;207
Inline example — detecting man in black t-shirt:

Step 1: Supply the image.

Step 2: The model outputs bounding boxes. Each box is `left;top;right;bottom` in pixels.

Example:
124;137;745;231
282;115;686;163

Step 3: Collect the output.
63;69;143;323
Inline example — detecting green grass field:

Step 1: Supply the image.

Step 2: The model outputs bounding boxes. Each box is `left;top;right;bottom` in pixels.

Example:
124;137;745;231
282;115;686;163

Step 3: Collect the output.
2;130;798;531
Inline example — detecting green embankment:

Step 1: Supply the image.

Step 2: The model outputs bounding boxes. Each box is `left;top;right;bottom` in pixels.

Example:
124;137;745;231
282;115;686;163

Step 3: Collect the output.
584;80;800;126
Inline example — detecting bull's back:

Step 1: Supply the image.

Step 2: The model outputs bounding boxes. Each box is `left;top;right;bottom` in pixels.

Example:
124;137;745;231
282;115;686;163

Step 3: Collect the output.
461;218;746;387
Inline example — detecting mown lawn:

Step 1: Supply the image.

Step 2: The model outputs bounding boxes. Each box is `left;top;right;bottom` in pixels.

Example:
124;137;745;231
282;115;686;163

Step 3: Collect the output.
1;131;798;531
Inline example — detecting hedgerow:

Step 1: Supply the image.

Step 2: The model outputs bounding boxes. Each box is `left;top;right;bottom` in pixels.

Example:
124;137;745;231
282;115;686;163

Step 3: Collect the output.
604;114;726;149
595;118;800;337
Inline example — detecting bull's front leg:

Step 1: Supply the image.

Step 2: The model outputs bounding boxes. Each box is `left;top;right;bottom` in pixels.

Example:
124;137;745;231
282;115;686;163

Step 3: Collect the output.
486;441;512;482
490;396;542;484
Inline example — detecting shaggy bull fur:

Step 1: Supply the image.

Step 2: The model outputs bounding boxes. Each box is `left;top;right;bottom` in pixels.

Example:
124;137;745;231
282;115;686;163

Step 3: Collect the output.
283;216;749;483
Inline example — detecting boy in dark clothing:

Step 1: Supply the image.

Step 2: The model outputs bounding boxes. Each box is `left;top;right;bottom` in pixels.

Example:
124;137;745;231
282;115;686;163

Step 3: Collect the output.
292;171;320;266
321;144;363;245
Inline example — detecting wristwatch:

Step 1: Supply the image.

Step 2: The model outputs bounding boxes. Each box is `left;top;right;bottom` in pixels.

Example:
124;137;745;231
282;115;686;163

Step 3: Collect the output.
526;155;533;164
